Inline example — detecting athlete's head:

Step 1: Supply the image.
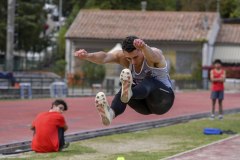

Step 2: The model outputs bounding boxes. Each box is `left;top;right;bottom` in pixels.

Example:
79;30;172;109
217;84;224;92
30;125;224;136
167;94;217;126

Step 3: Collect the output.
51;99;68;113
213;59;222;69
122;36;144;67
122;36;138;52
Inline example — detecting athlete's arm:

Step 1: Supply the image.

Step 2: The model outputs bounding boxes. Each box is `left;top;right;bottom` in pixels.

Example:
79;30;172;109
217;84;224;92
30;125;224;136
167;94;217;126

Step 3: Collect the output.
63;124;68;131
221;70;226;82
30;125;35;131
74;49;127;66
210;70;217;82
210;70;225;82
133;39;166;68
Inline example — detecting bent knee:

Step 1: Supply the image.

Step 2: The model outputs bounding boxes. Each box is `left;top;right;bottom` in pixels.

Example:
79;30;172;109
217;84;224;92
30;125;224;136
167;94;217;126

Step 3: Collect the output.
151;102;174;115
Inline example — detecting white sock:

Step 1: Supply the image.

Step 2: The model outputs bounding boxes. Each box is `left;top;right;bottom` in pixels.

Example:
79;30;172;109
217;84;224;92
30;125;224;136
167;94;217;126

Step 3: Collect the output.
109;108;115;120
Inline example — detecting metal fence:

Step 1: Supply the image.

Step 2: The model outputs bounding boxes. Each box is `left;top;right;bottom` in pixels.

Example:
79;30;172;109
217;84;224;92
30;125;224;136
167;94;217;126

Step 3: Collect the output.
0;77;61;99
173;80;203;90
0;77;204;99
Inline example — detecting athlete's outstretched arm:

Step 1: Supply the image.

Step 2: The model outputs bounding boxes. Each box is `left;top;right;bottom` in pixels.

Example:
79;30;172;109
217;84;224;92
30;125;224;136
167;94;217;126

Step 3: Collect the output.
74;49;127;65
133;39;166;68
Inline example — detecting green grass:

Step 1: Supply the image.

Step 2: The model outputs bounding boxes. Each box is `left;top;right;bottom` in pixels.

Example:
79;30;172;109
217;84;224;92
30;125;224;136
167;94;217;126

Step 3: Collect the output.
1;144;96;160
3;113;240;160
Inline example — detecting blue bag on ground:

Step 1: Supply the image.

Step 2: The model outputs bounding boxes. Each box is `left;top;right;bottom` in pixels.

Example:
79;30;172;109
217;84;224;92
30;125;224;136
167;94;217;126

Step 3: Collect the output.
203;128;223;135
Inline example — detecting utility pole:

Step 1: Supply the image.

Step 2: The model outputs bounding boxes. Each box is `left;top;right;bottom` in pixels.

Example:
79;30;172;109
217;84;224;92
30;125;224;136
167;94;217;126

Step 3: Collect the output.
59;0;62;27
6;0;16;71
217;0;220;13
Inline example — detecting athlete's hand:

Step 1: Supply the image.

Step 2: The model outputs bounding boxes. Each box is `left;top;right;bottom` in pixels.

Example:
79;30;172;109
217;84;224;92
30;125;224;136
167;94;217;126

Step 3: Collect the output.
74;49;88;59
133;39;146;50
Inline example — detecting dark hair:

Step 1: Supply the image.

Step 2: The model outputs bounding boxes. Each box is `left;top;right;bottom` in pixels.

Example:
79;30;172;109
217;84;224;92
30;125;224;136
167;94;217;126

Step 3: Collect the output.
122;35;139;52
52;99;68;111
213;59;222;65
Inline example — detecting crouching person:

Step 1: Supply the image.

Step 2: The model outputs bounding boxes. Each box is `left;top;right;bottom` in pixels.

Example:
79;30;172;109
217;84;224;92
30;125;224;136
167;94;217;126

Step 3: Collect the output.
31;99;69;153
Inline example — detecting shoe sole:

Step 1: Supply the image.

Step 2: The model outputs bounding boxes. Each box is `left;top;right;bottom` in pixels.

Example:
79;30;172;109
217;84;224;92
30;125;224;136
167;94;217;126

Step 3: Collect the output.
120;69;133;103
95;92;111;126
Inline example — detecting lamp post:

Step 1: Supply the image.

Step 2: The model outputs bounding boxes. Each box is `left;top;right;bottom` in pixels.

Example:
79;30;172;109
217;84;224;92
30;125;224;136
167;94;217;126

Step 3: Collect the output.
6;0;15;71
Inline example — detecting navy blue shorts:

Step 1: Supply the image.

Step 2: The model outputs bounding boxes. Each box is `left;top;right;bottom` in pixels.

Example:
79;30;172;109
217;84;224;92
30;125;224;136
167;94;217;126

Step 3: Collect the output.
211;91;224;100
111;76;174;117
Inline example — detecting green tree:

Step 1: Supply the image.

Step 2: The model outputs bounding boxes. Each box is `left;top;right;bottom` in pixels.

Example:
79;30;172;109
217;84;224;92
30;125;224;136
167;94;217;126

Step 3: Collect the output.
52;59;66;77
82;61;106;85
220;0;240;18
0;1;7;53
16;0;47;53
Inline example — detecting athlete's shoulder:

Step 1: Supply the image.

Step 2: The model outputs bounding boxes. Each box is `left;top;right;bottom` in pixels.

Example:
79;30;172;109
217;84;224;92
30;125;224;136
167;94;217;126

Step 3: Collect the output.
113;50;129;67
151;47;163;54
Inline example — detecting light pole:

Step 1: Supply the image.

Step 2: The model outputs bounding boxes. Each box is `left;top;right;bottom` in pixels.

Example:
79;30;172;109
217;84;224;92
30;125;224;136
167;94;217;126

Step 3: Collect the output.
59;0;62;27
6;0;16;71
217;0;221;13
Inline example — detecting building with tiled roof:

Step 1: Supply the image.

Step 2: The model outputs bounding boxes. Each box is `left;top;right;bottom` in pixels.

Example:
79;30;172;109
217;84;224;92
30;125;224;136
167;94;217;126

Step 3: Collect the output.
213;23;240;64
216;24;240;44
66;10;217;42
65;10;220;86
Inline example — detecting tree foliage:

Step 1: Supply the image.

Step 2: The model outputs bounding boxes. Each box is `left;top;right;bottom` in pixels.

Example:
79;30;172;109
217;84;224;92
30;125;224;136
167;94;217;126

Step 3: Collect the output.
0;0;49;54
15;0;48;52
220;0;240;18
82;61;106;85
0;1;8;53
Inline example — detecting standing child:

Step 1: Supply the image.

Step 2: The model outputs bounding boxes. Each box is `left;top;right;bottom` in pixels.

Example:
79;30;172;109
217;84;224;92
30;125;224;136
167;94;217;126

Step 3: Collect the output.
210;59;226;120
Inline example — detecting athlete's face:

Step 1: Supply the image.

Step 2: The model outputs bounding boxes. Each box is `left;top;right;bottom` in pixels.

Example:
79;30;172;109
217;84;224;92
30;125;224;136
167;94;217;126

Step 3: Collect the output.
52;104;65;113
124;49;144;67
214;63;221;70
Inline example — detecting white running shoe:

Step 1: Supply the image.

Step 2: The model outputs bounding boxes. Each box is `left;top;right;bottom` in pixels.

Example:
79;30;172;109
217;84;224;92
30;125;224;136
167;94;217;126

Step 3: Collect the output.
95;92;112;126
218;115;223;120
120;68;133;103
209;114;215;120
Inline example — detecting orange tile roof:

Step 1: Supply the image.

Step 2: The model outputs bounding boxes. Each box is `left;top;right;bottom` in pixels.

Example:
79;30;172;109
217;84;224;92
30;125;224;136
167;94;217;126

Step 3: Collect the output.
216;24;240;44
66;10;217;41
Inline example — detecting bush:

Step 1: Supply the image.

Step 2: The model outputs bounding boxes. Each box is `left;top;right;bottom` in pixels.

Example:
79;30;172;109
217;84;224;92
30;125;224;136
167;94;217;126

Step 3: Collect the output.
52;59;66;78
82;61;106;85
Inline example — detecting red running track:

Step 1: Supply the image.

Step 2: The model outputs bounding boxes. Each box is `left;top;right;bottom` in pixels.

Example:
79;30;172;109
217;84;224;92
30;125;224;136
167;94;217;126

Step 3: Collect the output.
0;91;239;145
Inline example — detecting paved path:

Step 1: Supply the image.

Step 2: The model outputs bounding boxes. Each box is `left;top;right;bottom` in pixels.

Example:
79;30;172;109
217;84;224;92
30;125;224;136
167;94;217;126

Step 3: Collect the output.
166;135;240;160
0;91;239;145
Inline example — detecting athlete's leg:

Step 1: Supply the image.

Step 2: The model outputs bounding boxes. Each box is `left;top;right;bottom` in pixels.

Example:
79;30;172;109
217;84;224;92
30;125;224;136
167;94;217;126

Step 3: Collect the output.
128;99;152;115
111;90;127;116
210;91;217;119
218;90;224;119
120;69;164;104
211;99;216;119
131;78;156;99
130;75;174;115
58;128;66;151
111;89;151;116
95;87;150;126
218;99;223;116
146;86;175;115
115;68;156;116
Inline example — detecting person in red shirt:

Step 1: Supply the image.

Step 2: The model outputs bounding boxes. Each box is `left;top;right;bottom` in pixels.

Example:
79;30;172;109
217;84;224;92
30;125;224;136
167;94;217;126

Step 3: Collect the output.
210;59;226;120
31;99;69;153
